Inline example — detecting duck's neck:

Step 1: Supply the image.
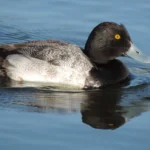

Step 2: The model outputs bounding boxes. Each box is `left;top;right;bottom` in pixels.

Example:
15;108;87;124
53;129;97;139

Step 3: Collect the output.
83;48;111;66
84;40;111;64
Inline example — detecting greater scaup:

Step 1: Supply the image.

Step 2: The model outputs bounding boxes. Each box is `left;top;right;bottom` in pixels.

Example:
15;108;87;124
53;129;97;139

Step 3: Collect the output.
0;22;148;89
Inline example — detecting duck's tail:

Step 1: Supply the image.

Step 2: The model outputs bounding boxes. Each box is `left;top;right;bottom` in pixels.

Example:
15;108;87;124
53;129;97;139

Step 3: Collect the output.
0;44;25;81
0;43;25;58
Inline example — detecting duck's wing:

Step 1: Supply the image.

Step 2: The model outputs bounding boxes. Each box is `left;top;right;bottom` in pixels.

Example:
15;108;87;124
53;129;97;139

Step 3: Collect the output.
0;40;92;86
0;40;91;68
0;40;80;65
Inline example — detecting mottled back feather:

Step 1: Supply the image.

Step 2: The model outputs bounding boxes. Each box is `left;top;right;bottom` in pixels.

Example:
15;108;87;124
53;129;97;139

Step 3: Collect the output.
0;40;92;72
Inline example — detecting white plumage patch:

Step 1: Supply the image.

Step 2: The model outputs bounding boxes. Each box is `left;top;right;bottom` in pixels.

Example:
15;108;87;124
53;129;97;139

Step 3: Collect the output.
3;54;88;88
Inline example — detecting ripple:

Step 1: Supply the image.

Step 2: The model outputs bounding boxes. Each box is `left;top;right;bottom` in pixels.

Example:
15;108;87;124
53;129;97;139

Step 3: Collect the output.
0;0;150;149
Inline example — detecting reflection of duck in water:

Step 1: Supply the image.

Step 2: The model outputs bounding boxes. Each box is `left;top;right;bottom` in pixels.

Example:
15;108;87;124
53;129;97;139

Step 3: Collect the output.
2;84;150;130
0;22;149;89
81;89;125;129
81;84;150;130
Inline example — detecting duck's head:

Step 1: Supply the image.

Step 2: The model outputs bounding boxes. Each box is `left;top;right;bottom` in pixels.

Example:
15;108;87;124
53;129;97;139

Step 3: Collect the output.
84;22;150;64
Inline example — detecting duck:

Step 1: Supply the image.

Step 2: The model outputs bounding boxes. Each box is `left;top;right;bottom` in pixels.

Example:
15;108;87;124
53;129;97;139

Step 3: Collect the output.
0;22;148;89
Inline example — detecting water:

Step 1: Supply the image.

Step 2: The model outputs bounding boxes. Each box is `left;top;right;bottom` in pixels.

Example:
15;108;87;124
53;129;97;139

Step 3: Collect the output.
0;0;150;149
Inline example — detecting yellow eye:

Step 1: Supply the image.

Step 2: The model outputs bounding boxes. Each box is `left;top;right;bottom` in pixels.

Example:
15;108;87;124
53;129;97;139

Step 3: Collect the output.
115;34;121;40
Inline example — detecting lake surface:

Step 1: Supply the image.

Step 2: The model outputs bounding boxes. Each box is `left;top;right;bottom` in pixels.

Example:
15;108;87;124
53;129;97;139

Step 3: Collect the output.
0;0;150;149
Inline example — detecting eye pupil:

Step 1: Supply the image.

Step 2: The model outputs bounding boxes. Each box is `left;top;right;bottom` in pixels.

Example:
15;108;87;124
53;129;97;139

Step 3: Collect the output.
115;34;121;40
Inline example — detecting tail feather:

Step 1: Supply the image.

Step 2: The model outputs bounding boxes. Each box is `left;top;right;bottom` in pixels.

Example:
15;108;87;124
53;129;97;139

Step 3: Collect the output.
0;44;25;58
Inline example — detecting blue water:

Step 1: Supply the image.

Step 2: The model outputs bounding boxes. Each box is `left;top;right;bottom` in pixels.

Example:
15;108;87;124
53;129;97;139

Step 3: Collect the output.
0;0;150;150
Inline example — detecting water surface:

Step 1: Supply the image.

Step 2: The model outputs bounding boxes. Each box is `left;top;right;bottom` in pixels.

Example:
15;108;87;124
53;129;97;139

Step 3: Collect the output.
0;0;150;150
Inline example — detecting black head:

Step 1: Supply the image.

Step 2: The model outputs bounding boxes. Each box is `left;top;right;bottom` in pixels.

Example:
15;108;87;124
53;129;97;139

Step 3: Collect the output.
84;22;131;64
